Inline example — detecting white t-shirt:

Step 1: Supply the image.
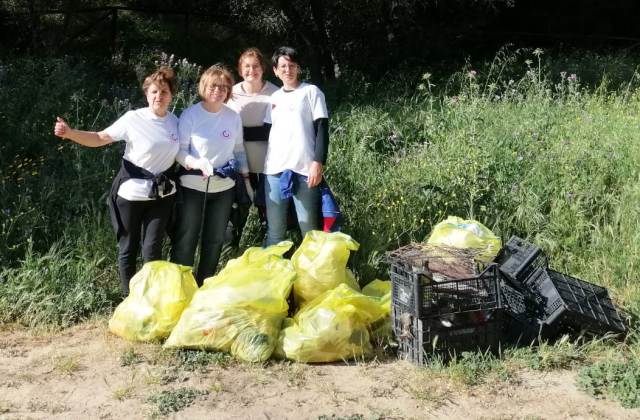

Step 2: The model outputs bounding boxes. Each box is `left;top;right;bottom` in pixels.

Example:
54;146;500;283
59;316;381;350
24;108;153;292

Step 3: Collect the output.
177;102;248;193
228;81;278;173
103;107;179;201
264;82;328;176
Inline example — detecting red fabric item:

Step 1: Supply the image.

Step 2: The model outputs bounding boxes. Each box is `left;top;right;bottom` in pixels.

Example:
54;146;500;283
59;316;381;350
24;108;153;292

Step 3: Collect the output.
323;216;337;232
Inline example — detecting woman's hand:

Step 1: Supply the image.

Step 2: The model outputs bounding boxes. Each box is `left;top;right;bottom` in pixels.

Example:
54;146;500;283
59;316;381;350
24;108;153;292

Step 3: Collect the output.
243;176;254;202
307;161;323;188
197;158;214;177
54;117;70;138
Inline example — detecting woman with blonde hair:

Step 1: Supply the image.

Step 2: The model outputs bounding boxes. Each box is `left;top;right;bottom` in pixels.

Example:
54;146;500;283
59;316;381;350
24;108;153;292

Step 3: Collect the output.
170;64;249;285
54;67;180;296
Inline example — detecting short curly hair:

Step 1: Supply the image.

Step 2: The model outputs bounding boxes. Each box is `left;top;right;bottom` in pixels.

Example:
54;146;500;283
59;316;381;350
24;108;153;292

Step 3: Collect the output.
142;66;177;95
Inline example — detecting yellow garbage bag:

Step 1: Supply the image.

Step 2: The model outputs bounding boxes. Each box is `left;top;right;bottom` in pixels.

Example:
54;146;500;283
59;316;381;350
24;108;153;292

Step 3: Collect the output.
164;242;296;363
108;261;197;342
427;216;501;263
362;279;392;342
275;283;388;362
362;279;391;301
291;231;360;307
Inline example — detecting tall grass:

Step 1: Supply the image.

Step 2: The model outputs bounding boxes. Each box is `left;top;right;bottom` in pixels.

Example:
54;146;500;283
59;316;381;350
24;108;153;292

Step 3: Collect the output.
327;49;640;318
1;47;640;328
0;213;120;328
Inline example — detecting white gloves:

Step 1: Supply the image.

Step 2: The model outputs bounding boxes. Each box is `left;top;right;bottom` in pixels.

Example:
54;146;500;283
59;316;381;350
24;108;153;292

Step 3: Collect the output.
185;155;213;177
199;159;214;177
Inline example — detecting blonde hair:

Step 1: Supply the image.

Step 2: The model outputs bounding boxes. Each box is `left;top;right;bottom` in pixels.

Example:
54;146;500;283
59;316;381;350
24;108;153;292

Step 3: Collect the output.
238;47;267;74
142;66;176;94
198;64;234;103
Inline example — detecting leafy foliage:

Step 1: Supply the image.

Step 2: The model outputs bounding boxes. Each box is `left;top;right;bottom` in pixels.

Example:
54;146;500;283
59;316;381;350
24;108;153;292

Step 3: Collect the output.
171;349;232;371
577;358;640;408
146;387;207;416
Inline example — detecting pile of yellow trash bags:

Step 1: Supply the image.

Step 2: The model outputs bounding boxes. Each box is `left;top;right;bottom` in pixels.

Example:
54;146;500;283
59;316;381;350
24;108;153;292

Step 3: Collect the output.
109;231;391;363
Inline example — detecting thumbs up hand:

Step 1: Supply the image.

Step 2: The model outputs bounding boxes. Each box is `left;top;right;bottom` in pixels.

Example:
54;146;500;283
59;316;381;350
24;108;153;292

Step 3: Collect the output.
54;116;70;138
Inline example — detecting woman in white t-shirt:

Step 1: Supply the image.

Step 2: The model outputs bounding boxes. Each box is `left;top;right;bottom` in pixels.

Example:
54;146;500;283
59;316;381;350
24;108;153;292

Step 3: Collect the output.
170;64;249;285
263;46;329;245
53;67;180;297
227;47;278;245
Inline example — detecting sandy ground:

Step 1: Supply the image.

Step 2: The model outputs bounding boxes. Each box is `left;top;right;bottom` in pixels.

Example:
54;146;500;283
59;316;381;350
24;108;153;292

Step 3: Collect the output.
0;320;638;420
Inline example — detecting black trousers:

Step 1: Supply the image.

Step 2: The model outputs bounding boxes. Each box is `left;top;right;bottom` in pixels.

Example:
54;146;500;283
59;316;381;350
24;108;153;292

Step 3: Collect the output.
115;194;175;296
170;187;234;286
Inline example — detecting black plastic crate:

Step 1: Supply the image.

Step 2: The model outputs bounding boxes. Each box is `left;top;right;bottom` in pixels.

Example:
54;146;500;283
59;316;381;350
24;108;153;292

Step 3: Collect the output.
496;236;548;287
499;281;543;343
500;281;544;321
389;261;431;316
392;306;509;363
391;263;501;318
524;268;626;336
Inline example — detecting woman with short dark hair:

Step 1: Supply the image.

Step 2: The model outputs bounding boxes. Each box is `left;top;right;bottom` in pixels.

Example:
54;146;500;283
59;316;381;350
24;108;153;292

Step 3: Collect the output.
263;46;330;245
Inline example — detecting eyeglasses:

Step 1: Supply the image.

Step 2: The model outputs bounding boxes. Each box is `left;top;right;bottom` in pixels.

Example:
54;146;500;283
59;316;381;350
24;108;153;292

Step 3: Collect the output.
206;84;230;92
277;63;298;71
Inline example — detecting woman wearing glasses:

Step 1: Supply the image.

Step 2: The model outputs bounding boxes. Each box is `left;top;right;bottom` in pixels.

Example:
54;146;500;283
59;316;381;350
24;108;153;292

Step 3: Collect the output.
263;46;329;245
170;64;249;285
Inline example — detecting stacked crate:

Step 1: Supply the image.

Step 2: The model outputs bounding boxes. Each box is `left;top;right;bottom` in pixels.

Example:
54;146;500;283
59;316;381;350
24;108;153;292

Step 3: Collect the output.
389;238;626;365
389;243;528;362
496;236;626;338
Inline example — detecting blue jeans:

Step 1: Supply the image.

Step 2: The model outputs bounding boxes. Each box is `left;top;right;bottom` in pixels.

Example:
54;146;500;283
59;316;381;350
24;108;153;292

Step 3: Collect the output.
265;173;320;246
170;186;234;285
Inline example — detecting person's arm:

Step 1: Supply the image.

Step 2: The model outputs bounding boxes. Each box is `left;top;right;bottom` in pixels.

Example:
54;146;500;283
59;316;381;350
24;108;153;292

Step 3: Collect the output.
313;117;329;164
233;116;250;177
54;117;113;147
176;111;212;176
307;117;329;188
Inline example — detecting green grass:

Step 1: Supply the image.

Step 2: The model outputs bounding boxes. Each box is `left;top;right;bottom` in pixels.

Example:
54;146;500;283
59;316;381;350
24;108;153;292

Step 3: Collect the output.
171;349;232;371
423;350;510;387
146;387;208;416
577;357;640;408
506;335;588;371
0;215;120;329
120;347;145;367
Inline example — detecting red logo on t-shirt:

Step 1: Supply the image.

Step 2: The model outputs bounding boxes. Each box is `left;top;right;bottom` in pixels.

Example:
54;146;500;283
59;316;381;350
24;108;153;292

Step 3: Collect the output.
272;104;276;110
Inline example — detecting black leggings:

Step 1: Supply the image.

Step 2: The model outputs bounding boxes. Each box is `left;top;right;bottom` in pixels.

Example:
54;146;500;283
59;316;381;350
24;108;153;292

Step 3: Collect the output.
115;195;175;296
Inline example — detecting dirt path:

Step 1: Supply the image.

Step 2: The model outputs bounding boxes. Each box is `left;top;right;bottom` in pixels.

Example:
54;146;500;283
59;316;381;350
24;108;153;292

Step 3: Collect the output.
0;320;637;420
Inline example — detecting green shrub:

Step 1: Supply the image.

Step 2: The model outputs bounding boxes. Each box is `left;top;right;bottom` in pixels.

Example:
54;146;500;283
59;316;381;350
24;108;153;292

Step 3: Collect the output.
171;349;232;371
577;358;640;408
146;387;207;416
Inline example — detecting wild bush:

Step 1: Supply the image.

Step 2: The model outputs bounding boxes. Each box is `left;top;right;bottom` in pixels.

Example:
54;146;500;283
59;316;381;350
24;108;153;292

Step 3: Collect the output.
577;358;640;408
